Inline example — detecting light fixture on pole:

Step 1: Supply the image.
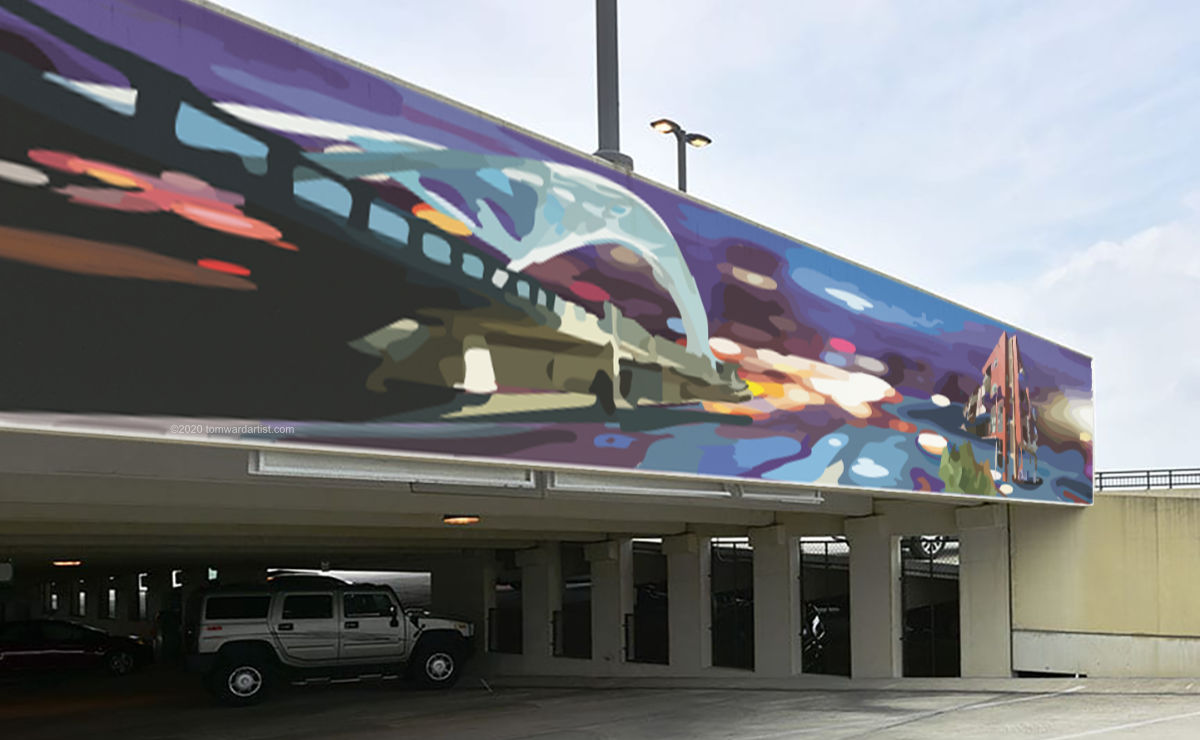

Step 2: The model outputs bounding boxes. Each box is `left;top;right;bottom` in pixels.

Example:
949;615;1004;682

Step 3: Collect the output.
649;118;711;192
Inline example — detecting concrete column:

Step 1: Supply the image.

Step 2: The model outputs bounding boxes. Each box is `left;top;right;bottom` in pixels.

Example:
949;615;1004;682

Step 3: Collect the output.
516;543;561;664
846;515;902;678
143;570;174;623
664;533;712;673
431;554;497;648
112;573;140;622
750;525;801;677
956;504;1012;677
177;567;209;621
586;539;634;669
82;574;108;620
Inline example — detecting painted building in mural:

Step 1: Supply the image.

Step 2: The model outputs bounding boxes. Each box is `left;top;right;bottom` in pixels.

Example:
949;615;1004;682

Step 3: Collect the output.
0;0;1094;504
963;332;1039;488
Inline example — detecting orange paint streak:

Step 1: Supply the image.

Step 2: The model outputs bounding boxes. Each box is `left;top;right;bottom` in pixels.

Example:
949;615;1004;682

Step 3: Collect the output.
197;258;251;277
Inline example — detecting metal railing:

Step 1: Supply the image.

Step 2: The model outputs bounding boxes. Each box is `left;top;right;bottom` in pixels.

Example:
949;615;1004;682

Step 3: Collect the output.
1095;469;1200;491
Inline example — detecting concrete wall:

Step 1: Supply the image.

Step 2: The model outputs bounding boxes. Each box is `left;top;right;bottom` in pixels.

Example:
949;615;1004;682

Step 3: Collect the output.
1010;489;1200;677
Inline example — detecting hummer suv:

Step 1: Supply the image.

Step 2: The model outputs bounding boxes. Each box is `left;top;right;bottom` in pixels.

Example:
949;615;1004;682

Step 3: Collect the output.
183;577;473;705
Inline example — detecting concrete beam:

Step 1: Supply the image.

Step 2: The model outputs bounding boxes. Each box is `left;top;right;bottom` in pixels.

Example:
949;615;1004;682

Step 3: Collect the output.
873;500;959;535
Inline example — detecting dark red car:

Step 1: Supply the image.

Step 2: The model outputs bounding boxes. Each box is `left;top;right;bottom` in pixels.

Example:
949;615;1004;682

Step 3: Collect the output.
0;619;153;676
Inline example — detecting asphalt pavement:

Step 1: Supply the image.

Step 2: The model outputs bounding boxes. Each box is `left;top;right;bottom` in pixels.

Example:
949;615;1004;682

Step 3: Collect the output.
4;667;1200;739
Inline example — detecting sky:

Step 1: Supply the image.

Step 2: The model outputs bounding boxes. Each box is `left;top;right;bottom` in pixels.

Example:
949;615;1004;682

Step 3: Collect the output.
212;0;1200;470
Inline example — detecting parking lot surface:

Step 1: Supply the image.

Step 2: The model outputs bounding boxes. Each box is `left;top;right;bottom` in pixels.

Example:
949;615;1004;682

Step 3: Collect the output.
4;669;1200;739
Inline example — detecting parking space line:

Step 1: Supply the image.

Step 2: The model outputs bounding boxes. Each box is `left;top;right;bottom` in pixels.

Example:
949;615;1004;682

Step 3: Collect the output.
1043;708;1200;739
960;685;1084;710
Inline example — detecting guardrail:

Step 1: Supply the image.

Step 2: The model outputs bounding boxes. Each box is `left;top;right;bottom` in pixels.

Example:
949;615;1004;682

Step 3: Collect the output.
1095;469;1200;491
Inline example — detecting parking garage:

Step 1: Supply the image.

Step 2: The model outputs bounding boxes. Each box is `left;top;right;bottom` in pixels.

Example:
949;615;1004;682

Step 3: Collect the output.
0;431;1013;692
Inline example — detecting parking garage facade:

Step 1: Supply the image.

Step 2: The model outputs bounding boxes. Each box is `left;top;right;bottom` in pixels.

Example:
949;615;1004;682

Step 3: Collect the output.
0;0;1140;695
0;432;1016;682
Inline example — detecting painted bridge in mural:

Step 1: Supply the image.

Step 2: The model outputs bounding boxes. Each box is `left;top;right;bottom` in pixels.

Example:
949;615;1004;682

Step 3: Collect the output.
0;0;747;421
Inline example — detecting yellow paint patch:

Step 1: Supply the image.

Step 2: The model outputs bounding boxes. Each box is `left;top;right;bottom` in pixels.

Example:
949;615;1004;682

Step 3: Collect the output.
85;167;139;188
412;203;472;236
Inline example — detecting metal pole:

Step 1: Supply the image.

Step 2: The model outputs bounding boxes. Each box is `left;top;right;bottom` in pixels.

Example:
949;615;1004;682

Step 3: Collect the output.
676;131;687;192
595;0;632;169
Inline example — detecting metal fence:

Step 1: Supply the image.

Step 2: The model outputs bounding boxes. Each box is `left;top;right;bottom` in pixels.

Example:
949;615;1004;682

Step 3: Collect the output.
710;537;754;670
1095;469;1200;491
798;537;851;676
900;536;960;678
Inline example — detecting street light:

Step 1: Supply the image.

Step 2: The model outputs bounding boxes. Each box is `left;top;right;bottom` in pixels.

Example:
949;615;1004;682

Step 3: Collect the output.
650;118;711;192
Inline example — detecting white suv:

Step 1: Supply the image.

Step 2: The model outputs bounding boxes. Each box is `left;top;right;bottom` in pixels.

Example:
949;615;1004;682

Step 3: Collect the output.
183;577;474;705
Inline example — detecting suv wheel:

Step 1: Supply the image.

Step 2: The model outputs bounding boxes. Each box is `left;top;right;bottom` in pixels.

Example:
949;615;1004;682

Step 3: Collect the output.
410;638;462;689
208;657;271;706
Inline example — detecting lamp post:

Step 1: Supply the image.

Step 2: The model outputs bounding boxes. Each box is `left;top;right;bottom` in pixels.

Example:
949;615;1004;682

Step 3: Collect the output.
594;0;632;169
650;118;711;192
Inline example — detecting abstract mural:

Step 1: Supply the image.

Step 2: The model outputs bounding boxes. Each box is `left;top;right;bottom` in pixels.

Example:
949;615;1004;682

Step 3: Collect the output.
0;0;1094;504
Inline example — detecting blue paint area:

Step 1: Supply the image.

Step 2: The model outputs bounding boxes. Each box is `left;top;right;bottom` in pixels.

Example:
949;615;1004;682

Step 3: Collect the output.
293;173;352;216
666;317;685;334
369;204;410;244
477;167;512;195
821;351;848;368
594;433;634;449
733;436;803;470
543;194;565;235
421;233;452;265
461;252;485;279
641;423;723;474
762;433;849;483
848;435;908;487
175;102;269;171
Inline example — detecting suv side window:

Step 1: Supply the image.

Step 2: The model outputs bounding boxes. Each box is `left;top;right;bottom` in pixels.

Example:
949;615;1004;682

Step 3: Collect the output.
281;594;333;620
343;592;394;618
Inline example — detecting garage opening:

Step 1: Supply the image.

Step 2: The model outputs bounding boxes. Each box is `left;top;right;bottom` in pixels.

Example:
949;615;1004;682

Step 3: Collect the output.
627;538;668;664
798;536;851;676
710;537;753;670
269;570;432;610
554;543;591;659
490;550;522;654
900;535;960;677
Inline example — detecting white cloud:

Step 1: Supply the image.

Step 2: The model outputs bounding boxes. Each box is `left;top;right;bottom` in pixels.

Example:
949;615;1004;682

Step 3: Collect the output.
956;195;1200;469
851;457;890;479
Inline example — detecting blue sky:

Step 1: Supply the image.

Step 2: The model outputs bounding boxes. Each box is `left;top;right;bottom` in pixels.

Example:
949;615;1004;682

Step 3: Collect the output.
214;0;1200;469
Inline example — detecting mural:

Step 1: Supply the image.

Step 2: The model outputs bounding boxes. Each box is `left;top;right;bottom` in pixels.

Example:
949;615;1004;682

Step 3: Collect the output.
0;0;1094;504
